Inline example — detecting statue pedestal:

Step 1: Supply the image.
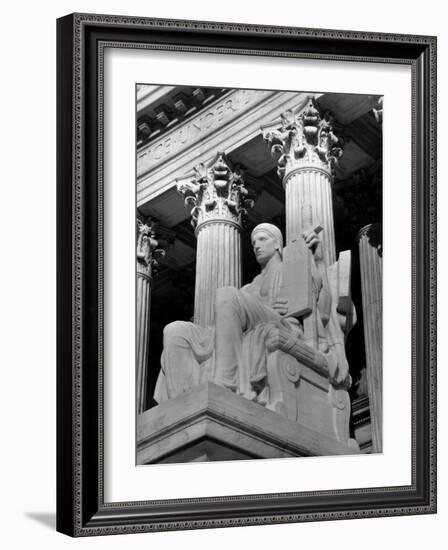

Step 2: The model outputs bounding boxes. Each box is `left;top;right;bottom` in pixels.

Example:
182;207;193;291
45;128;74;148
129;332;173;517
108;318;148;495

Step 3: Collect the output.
137;382;359;464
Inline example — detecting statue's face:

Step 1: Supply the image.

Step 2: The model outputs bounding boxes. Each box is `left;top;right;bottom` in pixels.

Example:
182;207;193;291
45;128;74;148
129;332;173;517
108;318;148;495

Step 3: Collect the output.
251;230;279;266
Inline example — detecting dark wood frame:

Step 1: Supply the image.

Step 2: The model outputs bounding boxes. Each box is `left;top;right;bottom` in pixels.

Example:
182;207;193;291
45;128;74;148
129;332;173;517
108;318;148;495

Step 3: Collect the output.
57;13;437;536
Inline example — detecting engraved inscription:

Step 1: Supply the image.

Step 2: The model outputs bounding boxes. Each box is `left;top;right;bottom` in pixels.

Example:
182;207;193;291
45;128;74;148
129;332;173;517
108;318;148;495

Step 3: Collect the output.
137;89;267;176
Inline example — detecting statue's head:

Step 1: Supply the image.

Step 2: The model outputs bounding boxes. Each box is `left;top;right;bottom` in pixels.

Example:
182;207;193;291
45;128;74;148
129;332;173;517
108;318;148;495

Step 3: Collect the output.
250;223;283;266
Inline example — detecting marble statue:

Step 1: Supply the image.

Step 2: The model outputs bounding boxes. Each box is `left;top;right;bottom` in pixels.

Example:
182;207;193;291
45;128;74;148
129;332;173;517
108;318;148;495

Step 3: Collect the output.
140;100;362;457
154;222;350;410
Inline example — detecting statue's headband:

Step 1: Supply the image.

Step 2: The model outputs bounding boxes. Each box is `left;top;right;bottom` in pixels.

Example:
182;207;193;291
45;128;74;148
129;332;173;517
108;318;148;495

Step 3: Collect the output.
250;223;284;255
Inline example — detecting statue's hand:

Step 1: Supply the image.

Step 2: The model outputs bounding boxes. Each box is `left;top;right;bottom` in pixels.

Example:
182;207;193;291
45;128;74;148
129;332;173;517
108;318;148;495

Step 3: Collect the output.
271;297;288;316
303;229;323;263
265;318;302;353
328;345;351;389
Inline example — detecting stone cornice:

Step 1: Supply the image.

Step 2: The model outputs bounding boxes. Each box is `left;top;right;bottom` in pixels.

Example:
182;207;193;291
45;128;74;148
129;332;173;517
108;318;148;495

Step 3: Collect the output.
137;89;269;178
137;86;228;146
137;91;309;206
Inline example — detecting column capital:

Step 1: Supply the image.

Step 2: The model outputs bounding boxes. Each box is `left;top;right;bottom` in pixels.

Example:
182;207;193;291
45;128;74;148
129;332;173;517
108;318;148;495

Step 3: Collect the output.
357;223;382;257
262;97;343;182
373;96;383;125
176;152;254;234
136;219;166;278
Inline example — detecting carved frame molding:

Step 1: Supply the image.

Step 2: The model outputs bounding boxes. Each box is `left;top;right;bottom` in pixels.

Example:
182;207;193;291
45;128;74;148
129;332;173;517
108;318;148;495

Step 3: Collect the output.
56;13;436;536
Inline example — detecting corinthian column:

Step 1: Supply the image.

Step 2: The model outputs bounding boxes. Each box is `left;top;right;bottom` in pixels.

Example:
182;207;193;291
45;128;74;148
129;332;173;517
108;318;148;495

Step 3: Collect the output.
177;152;253;327
357;223;382;453
136;220;165;413
263;97;343;265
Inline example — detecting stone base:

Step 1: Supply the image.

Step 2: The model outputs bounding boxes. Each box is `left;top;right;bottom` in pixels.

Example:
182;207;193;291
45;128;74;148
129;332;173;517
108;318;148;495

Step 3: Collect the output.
137;383;359;464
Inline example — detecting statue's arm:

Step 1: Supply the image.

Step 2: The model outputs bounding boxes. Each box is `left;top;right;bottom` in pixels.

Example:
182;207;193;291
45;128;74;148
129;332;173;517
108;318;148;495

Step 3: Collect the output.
315;262;332;326
303;229;332;326
241;274;261;292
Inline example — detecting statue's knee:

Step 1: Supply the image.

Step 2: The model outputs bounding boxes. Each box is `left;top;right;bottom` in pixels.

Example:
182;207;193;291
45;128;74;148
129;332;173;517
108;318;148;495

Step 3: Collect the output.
215;286;238;309
163;321;186;344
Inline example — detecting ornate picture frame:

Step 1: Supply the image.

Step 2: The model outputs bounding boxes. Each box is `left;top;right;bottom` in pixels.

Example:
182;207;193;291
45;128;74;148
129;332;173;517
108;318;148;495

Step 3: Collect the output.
56;13;436;536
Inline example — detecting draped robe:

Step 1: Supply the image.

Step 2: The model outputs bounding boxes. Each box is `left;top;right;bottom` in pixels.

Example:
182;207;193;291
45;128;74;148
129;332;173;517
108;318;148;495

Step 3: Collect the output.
154;259;293;403
154;253;349;405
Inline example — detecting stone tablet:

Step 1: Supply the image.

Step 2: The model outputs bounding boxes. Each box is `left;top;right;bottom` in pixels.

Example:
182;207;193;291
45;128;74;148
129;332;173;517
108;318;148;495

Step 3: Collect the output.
280;237;313;318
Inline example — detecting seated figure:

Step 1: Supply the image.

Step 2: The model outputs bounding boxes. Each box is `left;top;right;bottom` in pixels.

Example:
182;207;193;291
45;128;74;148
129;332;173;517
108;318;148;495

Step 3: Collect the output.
154;223;350;408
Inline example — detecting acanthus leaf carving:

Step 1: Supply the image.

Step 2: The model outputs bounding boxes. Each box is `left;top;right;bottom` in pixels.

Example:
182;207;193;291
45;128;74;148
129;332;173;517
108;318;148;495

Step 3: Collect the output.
372;96;383;125
136;219;166;277
176;152;254;230
263;97;344;180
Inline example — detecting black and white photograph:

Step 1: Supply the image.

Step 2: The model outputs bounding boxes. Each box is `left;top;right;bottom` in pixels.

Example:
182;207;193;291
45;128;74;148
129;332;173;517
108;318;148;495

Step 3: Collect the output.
135;85;383;464
0;0;440;545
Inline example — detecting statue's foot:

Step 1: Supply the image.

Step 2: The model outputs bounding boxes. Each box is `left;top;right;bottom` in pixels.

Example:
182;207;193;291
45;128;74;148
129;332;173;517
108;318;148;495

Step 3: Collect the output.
237;388;258;401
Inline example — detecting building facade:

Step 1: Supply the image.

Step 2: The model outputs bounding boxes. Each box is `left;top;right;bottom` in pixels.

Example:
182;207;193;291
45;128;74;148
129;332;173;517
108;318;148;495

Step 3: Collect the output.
135;85;383;463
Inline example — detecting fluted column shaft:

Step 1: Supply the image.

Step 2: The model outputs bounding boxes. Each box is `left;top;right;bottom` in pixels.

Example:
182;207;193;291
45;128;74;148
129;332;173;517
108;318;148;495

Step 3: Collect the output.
177;152;253;328
136;268;152;413
284;168;335;265
136;222;164;413
358;223;382;453
263;97;342;265
194;221;241;326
